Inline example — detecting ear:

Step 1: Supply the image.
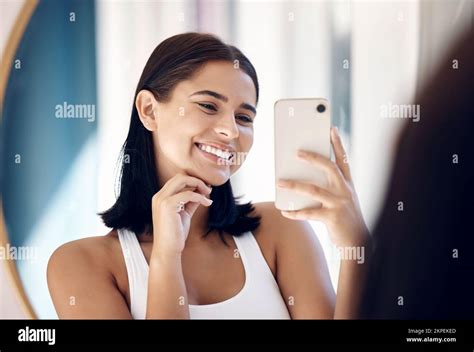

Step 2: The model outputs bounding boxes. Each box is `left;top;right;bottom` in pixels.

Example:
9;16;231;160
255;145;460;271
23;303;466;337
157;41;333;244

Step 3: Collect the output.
135;90;158;131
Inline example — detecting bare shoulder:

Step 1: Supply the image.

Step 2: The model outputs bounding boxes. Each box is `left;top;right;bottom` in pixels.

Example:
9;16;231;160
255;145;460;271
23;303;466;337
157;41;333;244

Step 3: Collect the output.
47;230;131;318
47;231;118;277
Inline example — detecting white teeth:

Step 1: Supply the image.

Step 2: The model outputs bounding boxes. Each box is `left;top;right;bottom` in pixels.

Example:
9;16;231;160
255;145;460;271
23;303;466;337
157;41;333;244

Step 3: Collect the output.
198;143;232;160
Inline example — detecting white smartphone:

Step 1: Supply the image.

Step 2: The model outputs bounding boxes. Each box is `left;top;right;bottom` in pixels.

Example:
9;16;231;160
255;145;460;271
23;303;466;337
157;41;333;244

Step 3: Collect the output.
274;98;331;211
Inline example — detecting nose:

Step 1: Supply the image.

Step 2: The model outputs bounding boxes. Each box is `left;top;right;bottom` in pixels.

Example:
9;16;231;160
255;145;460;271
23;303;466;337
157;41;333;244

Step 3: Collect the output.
214;114;239;139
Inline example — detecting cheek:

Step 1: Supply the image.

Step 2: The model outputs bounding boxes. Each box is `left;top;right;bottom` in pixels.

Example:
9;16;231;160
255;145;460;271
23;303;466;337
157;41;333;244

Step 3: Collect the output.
230;128;253;172
239;128;254;152
154;125;188;159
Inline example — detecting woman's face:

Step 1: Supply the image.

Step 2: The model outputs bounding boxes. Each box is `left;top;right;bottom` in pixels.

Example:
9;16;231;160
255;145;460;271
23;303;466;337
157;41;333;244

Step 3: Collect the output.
146;60;257;186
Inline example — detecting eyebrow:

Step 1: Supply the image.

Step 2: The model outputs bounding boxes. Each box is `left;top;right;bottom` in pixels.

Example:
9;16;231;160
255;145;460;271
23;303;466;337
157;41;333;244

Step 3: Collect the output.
189;90;257;115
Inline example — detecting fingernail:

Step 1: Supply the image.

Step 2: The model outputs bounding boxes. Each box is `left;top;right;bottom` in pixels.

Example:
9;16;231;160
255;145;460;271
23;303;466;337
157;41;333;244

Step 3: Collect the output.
297;150;307;157
207;198;213;204
277;179;287;186
334;127;339;136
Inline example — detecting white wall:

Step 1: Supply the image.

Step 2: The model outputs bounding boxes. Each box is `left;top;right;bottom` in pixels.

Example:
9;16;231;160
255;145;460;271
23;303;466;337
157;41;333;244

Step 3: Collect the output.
351;0;420;230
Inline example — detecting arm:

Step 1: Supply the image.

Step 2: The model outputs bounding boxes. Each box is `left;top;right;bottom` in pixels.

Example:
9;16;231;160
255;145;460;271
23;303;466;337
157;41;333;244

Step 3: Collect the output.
333;235;371;319
47;239;132;319
144;174;213;319
145;250;189;319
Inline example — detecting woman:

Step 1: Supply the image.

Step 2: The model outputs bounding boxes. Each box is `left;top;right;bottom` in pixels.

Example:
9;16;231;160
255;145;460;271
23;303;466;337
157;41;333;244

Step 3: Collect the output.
47;32;370;319
360;28;474;319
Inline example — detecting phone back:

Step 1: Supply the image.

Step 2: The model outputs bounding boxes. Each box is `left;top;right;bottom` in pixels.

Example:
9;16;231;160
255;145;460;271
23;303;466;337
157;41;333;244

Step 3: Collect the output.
274;98;331;211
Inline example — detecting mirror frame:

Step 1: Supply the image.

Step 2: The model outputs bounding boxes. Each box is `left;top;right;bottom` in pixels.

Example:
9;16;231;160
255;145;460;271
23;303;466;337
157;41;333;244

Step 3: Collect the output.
0;0;39;319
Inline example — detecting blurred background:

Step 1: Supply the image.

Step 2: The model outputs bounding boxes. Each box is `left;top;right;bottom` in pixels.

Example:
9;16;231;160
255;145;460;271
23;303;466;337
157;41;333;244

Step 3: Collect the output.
0;0;472;319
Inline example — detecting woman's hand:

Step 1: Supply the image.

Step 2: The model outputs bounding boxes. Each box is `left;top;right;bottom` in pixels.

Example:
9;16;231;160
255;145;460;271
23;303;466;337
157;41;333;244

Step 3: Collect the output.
277;127;369;248
151;174;213;256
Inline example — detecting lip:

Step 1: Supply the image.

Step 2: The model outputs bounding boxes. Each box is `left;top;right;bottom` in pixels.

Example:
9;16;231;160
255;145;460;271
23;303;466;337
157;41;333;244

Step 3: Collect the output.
195;141;236;153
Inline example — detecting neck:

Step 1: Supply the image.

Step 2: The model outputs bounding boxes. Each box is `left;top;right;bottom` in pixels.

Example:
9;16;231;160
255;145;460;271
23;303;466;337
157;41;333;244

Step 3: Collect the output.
188;201;211;240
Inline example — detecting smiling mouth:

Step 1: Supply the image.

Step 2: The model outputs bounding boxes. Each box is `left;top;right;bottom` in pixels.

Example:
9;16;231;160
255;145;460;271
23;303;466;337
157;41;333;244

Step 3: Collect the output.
195;143;235;161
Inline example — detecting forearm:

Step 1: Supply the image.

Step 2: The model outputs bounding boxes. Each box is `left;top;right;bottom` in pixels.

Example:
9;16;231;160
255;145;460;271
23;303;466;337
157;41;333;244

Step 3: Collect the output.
333;238;372;319
145;250;190;319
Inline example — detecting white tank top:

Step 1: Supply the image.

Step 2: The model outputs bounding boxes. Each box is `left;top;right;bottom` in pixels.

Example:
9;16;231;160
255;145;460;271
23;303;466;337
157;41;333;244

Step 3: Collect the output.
117;228;291;319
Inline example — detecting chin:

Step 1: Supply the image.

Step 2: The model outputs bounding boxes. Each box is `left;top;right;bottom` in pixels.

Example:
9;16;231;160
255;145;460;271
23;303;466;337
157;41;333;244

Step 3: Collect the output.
186;168;231;187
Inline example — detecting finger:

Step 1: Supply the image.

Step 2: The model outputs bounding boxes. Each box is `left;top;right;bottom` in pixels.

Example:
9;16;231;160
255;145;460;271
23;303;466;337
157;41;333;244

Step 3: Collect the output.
167;191;213;214
281;207;327;221
331;127;352;182
277;179;336;207
160;174;212;199
296;149;346;190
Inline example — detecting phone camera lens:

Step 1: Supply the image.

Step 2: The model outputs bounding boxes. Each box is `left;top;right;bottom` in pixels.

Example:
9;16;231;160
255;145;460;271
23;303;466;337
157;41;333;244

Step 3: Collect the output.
316;104;326;113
